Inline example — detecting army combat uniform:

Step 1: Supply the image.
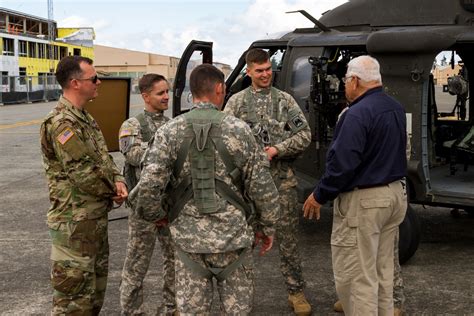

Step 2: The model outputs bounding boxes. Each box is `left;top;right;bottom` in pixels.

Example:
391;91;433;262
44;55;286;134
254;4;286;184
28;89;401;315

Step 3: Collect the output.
224;87;311;295
135;102;280;314
118;111;176;315
40;96;125;315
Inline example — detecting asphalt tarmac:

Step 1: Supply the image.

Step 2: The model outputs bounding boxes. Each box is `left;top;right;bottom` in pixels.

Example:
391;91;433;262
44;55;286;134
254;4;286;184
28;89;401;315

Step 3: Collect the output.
0;95;473;315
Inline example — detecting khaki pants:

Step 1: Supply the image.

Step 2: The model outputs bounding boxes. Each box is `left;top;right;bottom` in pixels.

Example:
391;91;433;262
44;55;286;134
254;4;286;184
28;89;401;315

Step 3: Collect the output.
331;180;407;316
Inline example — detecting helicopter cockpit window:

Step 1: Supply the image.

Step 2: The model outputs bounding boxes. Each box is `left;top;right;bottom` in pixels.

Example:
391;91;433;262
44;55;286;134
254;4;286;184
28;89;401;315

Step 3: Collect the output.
180;51;204;112
290;56;312;109
270;49;284;71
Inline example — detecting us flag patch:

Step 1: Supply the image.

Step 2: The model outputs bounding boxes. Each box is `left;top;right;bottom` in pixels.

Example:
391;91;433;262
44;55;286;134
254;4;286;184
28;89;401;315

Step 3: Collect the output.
57;128;74;145
120;129;132;138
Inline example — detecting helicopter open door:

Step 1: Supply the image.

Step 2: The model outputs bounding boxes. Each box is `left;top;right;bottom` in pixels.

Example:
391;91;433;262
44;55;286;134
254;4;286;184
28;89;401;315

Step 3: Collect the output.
172;40;213;117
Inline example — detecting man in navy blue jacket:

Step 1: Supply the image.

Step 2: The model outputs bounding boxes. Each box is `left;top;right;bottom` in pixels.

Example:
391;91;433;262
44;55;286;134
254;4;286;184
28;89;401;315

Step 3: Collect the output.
303;55;407;315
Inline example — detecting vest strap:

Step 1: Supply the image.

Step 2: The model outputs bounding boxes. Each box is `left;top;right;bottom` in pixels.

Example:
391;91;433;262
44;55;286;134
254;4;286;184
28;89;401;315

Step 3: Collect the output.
176;247;250;282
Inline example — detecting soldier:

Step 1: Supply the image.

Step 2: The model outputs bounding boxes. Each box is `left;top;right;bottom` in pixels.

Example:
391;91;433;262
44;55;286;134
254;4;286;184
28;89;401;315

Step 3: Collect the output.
40;56;128;315
224;48;312;315
118;74;176;315
134;64;280;314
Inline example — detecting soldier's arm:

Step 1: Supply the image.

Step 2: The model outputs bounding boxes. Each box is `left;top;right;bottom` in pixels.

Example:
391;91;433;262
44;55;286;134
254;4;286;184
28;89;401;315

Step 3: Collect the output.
273;95;311;158
242;127;280;237
119;119;145;166
51;121;117;198
109;154;126;184
135;125;173;222
222;94;239;116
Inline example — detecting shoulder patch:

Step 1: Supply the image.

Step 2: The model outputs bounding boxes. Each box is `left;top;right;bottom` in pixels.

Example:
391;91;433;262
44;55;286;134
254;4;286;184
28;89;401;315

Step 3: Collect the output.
292;116;304;128
57;128;75;145
120;129;133;138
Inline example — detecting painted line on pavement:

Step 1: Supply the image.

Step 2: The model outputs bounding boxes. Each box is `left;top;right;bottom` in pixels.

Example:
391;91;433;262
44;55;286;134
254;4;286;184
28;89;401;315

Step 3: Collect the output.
0;104;143;130
0;119;43;130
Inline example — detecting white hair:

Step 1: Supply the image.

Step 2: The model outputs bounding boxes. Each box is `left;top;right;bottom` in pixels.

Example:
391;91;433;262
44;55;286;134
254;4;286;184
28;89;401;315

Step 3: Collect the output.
346;55;382;83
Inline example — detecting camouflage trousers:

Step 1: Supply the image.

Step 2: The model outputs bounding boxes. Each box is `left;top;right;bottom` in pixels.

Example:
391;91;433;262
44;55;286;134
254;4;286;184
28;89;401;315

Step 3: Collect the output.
48;216;109;315
174;248;254;315
393;229;405;308
276;186;306;294
120;214;176;315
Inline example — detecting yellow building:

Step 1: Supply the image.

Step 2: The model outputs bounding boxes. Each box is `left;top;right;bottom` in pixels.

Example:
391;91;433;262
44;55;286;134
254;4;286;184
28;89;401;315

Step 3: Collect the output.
0;8;94;103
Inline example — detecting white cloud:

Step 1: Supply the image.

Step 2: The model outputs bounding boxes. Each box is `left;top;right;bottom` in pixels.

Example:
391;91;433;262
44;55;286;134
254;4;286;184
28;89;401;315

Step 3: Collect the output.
59;15;110;32
83;0;348;67
142;38;154;51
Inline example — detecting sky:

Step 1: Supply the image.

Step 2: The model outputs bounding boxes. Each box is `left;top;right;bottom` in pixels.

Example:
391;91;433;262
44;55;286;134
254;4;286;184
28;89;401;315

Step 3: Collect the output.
1;0;348;67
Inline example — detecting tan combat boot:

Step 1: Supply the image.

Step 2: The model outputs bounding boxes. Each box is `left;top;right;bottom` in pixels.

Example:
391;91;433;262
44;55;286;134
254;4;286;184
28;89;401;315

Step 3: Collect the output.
333;300;344;313
288;291;312;315
394;307;403;316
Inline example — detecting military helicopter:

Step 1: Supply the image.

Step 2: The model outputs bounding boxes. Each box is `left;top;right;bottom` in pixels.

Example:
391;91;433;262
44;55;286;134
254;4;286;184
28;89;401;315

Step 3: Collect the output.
172;0;474;263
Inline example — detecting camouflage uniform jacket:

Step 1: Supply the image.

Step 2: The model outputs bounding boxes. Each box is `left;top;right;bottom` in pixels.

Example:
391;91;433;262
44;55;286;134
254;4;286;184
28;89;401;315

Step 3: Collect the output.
40;96;125;224
135;102;280;253
119;110;169;184
224;87;311;189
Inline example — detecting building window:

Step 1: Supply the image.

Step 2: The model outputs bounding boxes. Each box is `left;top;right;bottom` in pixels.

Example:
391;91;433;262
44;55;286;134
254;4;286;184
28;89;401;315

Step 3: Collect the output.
38;43;46;59
1;71;9;85
2;38;14;56
38;72;47;85
46;44;52;59
18;40;27;57
28;42;37;58
59;46;67;59
19;67;27;85
54;46;59;60
73;48;81;56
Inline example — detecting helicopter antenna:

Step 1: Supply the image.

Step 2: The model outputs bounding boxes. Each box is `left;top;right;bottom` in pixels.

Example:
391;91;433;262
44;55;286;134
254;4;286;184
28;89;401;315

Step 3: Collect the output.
286;10;331;32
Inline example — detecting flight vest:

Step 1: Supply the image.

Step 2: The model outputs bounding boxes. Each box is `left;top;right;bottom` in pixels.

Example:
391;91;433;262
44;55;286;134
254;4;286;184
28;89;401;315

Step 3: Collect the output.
242;87;306;181
243;86;281;129
166;107;254;224
167;107;254;282
123;112;154;191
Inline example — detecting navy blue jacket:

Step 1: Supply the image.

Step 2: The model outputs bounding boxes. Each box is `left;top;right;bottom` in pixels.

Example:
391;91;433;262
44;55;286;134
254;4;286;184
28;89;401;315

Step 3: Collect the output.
314;87;407;204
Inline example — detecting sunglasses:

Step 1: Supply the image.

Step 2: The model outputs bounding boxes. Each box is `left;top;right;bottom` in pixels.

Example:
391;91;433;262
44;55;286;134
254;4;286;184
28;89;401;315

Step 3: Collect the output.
342;75;359;84
73;75;99;84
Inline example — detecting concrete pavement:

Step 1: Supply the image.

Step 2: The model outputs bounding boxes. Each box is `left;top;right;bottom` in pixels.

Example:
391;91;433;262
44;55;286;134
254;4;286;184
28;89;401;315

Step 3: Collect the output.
0;96;473;314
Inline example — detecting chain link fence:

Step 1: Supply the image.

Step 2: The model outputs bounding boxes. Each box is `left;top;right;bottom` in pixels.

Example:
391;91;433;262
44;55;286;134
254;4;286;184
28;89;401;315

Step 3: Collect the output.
0;75;61;105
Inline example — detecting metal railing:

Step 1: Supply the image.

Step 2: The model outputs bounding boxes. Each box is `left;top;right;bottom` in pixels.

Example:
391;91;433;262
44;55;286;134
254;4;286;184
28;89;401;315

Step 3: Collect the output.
0;75;61;104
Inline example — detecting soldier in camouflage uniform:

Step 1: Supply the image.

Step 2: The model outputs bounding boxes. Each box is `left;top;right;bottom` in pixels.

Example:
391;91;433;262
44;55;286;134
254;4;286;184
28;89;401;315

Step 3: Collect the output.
224;48;312;315
118;74;176;315
40;56;128;315
134;64;280;314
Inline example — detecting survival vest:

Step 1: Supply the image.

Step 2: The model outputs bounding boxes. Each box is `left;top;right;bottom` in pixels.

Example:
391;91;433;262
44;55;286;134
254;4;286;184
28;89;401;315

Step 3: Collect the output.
123;112;154;191
166;106;255;282
166;107;254;223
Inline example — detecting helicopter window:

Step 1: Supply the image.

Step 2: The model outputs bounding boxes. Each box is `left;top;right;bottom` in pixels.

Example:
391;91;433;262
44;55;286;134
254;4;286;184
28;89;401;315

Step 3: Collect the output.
430;50;473;176
270;49;285;71
432;51;468;121
180;51;204;112
290;56;312;109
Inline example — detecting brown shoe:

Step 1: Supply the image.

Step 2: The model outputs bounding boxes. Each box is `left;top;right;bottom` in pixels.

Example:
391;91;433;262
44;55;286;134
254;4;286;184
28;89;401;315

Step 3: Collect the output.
288;292;312;315
333;300;344;313
394;307;403;316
